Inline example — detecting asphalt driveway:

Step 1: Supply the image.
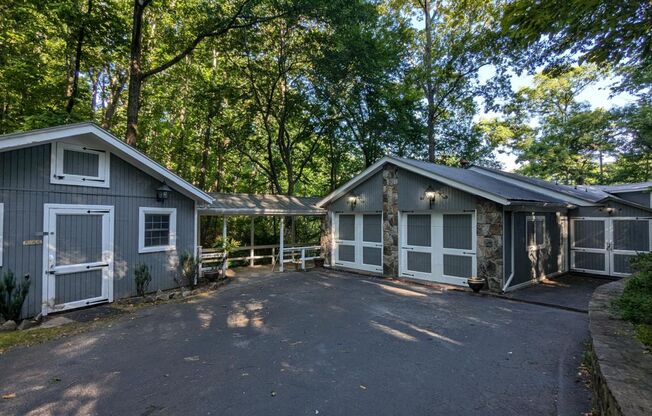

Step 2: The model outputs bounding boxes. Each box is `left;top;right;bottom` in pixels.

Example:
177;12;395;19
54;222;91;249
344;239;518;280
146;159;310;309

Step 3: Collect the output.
0;271;594;415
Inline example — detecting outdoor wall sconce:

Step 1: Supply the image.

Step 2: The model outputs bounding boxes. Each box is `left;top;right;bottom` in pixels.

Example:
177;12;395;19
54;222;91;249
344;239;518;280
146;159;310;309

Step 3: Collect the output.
421;185;448;208
347;194;362;209
156;182;172;202
601;206;619;216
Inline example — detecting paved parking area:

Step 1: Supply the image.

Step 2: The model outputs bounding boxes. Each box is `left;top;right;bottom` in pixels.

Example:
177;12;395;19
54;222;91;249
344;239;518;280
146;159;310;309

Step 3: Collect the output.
503;274;608;312
0;271;594;415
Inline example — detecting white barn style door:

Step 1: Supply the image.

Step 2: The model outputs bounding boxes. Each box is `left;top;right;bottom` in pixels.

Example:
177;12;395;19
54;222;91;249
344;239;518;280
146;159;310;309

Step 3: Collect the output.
570;217;652;277
42;204;114;315
399;212;476;286
333;213;383;273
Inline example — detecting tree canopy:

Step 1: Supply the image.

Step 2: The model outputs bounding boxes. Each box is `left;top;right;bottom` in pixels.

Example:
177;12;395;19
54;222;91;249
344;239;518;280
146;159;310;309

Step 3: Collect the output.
1;0;651;199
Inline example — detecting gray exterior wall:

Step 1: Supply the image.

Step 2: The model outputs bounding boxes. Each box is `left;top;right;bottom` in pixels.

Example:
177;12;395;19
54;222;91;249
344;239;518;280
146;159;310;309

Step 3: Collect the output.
570;201;652;218
0;143;195;318
398;169;476;212
330;171;383;213
509;211;564;288
613;191;650;208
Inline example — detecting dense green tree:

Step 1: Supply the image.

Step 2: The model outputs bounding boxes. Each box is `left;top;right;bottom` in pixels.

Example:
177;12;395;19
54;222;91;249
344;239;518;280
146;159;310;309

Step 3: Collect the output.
479;65;616;184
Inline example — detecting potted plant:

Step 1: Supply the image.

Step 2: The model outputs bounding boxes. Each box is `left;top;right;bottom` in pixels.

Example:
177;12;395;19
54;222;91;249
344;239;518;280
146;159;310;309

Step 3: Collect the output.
467;277;485;293
314;257;325;268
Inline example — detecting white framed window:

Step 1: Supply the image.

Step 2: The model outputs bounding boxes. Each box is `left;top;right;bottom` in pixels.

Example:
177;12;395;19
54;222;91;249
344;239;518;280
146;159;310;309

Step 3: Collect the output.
50;142;110;188
138;207;177;253
0;203;4;267
526;215;546;250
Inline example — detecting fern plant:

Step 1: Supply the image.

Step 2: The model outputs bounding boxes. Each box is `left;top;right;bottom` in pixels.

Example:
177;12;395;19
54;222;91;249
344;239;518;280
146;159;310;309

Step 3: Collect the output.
0;271;30;322
134;264;152;297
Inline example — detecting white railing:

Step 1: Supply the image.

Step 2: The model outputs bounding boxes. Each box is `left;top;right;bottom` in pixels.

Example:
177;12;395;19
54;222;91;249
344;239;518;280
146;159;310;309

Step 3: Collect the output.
197;244;322;275
279;245;322;271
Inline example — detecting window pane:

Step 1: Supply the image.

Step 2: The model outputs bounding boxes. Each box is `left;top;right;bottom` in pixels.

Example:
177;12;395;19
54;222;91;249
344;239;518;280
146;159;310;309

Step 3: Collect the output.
526;220;535;247
407;215;431;247
362;214;382;243
144;213;170;247
443;214;472;250
338;215;355;241
535;219;545;246
63;149;100;177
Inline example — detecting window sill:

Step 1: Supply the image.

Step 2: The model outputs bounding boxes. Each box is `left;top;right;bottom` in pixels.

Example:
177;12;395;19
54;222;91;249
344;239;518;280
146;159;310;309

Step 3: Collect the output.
139;245;176;254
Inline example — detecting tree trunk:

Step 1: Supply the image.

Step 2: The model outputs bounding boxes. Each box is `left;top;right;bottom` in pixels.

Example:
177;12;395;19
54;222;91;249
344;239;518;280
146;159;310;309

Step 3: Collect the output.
65;0;93;114
102;70;127;129
126;0;147;145
423;1;435;162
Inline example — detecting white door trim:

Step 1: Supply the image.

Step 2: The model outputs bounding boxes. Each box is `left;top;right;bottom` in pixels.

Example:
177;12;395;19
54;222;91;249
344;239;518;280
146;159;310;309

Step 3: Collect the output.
42;204;114;315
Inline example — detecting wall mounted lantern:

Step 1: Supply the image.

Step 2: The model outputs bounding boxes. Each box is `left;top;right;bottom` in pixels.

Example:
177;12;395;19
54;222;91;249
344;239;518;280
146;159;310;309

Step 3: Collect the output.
421;185;448;208
601;206;619;216
347;194;362;209
156;182;172;202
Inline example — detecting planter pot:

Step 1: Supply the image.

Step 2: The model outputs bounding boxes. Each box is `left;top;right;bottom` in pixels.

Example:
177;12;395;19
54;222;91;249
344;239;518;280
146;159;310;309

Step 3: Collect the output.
467;278;485;293
204;270;222;281
314;258;325;268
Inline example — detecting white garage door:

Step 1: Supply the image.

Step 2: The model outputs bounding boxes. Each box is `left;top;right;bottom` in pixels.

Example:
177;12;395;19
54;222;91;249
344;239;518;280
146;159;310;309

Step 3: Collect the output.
571;217;651;277
334;213;383;273
399;212;476;286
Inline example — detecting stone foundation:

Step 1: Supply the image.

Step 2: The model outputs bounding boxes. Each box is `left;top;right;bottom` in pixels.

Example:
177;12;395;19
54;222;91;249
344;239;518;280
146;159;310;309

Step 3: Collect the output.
382;164;399;277
589;279;652;416
320;213;332;265
476;200;503;292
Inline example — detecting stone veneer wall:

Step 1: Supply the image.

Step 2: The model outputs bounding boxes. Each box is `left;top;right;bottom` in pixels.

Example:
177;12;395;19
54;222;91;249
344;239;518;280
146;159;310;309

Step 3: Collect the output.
382;164;399;276
589;278;652;416
320;213;332;265
476;200;503;292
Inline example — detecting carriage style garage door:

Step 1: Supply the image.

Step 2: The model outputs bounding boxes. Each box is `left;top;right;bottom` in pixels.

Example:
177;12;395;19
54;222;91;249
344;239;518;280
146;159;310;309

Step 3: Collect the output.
571;217;652;277
42;204;114;315
399;212;477;286
334;213;383;273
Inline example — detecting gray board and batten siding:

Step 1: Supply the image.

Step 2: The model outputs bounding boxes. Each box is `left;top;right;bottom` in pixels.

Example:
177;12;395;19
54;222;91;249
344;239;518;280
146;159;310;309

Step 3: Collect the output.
0;143;195;318
330;171;383;213
613;191;651;208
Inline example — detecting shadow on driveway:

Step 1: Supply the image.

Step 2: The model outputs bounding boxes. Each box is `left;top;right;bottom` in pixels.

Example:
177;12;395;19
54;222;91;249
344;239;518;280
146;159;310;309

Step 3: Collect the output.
0;270;593;416
502;274;609;313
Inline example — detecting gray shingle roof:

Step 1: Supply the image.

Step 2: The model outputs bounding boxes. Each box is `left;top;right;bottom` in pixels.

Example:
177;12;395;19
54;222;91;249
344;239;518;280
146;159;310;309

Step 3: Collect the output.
393;157;570;204
468;165;611;203
596;182;652;193
198;193;325;216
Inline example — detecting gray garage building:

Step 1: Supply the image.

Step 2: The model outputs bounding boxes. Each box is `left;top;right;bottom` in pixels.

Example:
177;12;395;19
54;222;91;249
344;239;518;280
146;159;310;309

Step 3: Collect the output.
0;123;213;318
318;157;652;292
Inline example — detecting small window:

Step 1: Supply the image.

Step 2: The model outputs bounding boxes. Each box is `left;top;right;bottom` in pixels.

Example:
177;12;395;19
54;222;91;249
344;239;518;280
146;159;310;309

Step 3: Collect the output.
0;203;4;267
139;207;176;253
51;142;110;188
526;215;546;250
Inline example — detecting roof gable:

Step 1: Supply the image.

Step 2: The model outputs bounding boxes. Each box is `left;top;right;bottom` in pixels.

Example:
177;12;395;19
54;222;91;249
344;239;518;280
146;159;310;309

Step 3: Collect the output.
0;122;213;204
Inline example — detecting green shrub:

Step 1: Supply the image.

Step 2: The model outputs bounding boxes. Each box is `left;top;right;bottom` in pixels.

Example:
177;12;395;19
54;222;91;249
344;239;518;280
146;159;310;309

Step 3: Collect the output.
0;271;30;322
614;253;652;347
134;264;152;297
179;253;198;289
211;236;240;253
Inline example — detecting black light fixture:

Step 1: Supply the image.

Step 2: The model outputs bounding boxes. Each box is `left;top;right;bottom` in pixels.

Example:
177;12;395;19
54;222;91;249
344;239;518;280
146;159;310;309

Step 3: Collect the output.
421;185;448;208
156;182;172;202
347;194;358;209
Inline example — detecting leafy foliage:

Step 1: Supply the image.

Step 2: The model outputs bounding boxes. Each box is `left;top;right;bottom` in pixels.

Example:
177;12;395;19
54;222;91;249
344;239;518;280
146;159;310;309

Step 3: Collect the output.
179;253;199;289
614;253;652;325
0;271;31;322
134;264;152;297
